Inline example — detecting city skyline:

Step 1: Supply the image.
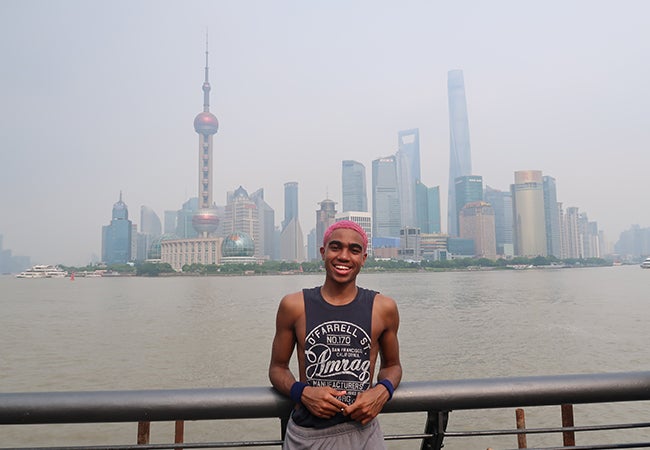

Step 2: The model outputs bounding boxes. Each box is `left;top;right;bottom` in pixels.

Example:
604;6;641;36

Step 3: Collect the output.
2;2;650;265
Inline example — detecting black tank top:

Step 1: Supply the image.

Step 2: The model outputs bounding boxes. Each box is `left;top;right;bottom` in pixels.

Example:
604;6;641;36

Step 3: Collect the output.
292;286;377;428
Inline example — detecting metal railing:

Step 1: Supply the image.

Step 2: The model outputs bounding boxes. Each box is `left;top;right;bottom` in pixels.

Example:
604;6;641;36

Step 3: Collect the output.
2;371;650;450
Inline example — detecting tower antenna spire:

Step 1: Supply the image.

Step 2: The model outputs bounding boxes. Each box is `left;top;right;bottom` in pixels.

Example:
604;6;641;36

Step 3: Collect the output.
203;29;211;112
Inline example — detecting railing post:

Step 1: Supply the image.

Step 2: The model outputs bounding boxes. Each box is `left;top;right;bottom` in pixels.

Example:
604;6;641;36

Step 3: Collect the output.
420;410;449;450
562;404;575;446
137;421;150;444
516;408;527;448
175;420;184;449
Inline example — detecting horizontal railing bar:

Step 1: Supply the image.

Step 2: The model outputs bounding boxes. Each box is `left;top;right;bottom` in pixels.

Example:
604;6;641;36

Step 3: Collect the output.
2;371;650;425
0;440;285;450
506;443;650;450
444;421;650;436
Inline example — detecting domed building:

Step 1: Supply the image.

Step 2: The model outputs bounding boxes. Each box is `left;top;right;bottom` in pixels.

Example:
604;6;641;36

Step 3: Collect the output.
221;232;257;264
148;234;176;260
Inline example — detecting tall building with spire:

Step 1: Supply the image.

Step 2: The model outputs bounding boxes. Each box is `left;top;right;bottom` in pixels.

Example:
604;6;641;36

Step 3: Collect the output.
102;192;133;264
192;37;220;237
447;70;473;237
160;39;224;271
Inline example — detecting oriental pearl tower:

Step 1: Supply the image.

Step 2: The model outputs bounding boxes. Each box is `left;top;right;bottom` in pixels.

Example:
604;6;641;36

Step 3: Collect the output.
192;39;220;237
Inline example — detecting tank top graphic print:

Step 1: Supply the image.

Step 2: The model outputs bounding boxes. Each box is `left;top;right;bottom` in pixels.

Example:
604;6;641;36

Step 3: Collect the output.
303;286;376;406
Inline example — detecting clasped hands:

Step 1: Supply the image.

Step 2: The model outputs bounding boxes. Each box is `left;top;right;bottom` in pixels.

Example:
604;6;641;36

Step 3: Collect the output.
300;385;390;425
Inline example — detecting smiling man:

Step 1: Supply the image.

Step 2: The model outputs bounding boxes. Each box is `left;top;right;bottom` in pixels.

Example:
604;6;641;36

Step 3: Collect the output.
269;220;402;449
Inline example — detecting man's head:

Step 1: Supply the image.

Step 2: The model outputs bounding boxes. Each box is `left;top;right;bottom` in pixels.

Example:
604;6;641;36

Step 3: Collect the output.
322;220;368;252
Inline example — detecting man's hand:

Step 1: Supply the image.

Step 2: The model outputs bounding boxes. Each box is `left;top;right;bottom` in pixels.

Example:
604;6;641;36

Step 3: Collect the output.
342;385;390;425
301;386;348;419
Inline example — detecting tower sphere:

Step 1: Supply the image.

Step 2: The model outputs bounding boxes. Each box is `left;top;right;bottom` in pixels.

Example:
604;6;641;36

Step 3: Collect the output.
192;208;220;234
194;112;219;135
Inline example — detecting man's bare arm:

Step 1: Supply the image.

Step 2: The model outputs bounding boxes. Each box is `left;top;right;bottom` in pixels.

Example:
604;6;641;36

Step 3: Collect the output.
268;294;300;396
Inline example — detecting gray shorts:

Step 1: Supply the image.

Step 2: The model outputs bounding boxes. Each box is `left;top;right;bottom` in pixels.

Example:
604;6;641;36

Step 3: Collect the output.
283;417;386;450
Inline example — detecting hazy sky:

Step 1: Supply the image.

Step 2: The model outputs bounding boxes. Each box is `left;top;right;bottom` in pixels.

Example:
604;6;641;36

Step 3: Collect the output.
1;1;649;265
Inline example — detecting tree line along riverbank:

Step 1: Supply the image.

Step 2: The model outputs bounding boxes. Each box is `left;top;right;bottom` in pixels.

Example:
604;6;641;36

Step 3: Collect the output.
59;256;612;277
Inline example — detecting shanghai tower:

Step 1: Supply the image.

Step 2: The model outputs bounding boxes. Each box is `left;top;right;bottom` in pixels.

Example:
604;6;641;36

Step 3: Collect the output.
447;69;473;237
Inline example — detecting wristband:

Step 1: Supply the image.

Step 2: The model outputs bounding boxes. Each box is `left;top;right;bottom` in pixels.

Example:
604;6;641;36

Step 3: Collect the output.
290;381;307;404
377;379;394;400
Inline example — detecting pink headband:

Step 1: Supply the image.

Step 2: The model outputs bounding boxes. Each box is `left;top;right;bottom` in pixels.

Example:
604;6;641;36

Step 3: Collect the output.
322;220;368;251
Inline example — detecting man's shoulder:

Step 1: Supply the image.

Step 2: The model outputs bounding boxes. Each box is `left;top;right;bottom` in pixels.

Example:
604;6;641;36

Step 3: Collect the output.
373;292;399;316
278;290;307;313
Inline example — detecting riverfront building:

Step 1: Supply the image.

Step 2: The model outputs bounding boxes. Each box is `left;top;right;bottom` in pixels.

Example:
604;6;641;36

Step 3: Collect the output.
372;155;401;239
416;182;441;234
280;182;305;262
543;176;562;258
222;186;261;259
484;185;513;257
341;160;368;213
447;70;473;237
102;192;133;264
459;201;497;260
161;236;222;270
511;170;547;257
454;175;483;236
282;182;299;231
250;188;275;261
396;129;421;228
316;198;337;254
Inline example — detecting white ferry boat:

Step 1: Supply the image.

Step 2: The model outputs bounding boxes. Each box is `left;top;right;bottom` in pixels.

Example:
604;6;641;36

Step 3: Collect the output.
641;258;650;269
16;265;69;278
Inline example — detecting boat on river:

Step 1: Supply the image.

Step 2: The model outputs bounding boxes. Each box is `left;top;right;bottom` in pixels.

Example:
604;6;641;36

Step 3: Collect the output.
15;265;69;278
641;258;650;269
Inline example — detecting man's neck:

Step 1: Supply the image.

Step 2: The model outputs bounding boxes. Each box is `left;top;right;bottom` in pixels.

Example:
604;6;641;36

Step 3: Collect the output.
320;281;358;306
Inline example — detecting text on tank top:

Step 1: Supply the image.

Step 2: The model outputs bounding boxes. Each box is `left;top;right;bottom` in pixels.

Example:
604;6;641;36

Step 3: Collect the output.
303;286;376;406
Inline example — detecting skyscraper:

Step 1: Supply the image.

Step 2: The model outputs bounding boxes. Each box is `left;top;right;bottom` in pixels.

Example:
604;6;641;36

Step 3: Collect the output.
454;175;483;236
280;182;305;262
316;198;337;255
341;160;368;213
484;185;513;256
396;129;421;228
102;192;133;264
372;155;401;240
511;170;547;257
415;181;441;234
250;188;275;260
447;70;473;237
192;38;220;237
282;181;299;231
223;186;260;258
542;176;562;258
140;206;162;238
459;201;497;259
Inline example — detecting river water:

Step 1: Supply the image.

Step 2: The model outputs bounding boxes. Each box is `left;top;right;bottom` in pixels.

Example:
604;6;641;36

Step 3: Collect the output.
1;265;648;449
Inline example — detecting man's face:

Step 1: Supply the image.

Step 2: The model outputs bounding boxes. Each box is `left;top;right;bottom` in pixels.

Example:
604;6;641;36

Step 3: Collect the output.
320;228;368;283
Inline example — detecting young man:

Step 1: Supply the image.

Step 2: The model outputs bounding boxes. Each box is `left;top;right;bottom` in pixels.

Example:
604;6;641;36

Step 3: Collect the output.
269;220;402;449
